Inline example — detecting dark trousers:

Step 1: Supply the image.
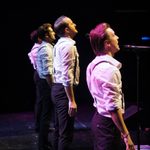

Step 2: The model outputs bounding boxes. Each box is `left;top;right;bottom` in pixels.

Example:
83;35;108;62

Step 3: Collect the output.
51;83;74;150
91;111;125;150
33;71;53;150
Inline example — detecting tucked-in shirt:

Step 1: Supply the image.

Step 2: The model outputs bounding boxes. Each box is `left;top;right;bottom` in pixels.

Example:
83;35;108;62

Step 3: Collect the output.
36;41;53;79
53;37;80;86
28;43;41;70
86;54;125;118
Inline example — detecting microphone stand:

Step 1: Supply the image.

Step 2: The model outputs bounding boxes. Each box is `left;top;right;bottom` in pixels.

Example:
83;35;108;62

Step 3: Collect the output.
123;45;150;150
136;52;140;150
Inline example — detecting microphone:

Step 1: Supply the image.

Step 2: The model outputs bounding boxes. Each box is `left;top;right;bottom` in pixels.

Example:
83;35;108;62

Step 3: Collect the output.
123;45;150;49
122;45;150;52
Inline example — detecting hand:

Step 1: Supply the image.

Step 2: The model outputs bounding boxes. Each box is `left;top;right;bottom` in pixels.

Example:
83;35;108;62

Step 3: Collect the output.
68;101;77;117
122;133;135;150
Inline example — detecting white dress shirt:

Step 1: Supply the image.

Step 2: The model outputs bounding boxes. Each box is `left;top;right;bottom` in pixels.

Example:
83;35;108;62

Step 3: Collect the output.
28;43;41;70
36;41;53;79
86;54;125;118
53;37;80;86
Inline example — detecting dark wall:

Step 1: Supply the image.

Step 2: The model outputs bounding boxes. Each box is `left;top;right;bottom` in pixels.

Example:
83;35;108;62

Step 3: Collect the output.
5;1;150;126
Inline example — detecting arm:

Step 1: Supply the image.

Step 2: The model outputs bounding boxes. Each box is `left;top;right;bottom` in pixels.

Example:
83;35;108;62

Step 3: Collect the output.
61;44;78;117
41;44;53;86
45;74;53;86
110;109;135;150
64;85;77;117
106;68;135;149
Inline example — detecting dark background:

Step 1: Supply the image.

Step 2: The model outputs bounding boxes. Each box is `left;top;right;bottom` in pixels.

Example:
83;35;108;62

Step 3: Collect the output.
5;1;150;127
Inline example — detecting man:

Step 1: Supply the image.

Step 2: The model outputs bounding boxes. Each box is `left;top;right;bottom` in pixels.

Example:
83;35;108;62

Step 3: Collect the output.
51;15;80;150
86;22;135;150
36;23;55;150
28;29;42;132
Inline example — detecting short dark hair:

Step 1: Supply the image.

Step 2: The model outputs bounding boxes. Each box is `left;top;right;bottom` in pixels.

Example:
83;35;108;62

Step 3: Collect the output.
54;15;68;37
89;22;110;55
37;23;52;40
30;30;38;43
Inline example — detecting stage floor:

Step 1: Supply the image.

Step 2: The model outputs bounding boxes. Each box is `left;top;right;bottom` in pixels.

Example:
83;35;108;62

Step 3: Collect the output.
0;103;149;150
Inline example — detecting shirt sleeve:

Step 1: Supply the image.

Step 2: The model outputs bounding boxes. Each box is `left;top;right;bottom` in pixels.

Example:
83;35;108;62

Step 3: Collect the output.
40;45;53;76
61;45;76;86
102;68;123;111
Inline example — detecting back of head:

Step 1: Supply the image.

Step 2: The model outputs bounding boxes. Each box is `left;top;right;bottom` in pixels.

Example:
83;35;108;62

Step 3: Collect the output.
54;15;68;37
89;22;110;55
30;30;39;43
